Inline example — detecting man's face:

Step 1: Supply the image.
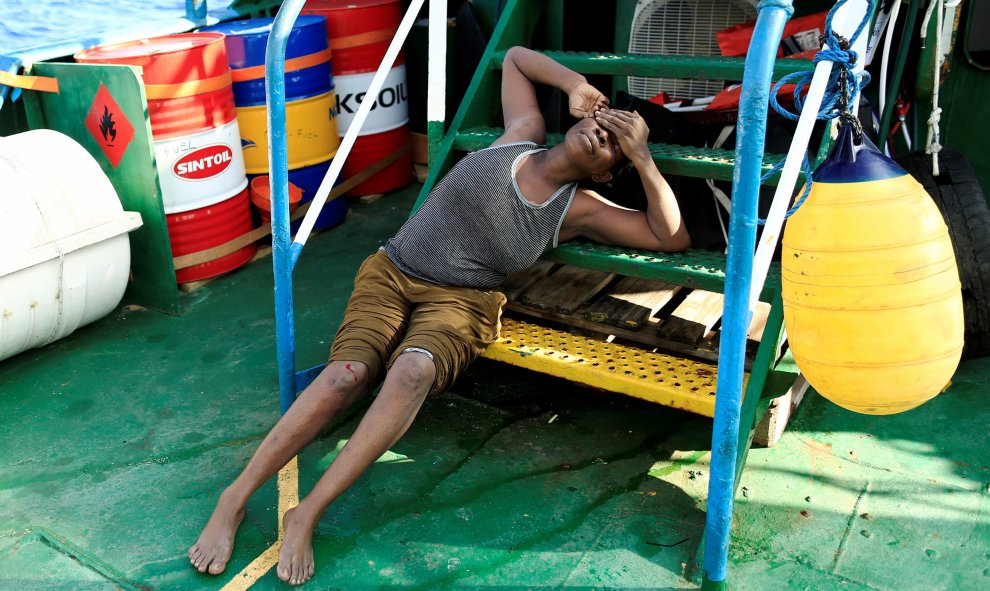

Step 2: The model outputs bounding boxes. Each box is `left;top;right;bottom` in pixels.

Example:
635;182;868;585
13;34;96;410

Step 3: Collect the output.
563;117;624;178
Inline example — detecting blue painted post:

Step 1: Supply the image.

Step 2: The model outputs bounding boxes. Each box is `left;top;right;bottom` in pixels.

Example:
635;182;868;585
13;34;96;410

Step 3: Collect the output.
701;2;793;590
185;0;207;22
266;0;307;414
0;56;23;110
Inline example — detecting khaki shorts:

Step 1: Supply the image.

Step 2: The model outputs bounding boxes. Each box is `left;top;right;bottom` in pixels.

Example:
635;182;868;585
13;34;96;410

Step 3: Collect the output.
329;251;507;395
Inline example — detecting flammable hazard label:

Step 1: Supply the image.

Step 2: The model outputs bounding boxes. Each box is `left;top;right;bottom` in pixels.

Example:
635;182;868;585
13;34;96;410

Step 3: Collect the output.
84;84;135;169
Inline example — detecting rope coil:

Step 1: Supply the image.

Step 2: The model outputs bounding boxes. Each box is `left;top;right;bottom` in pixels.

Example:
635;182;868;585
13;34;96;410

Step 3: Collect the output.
756;0;875;225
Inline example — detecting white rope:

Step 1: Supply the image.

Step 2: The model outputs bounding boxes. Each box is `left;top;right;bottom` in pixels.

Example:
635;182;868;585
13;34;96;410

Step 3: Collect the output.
707;125;735;250
921;0;944;176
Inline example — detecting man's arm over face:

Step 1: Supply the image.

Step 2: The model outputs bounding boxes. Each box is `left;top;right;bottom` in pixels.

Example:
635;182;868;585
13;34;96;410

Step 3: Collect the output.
494;46;608;147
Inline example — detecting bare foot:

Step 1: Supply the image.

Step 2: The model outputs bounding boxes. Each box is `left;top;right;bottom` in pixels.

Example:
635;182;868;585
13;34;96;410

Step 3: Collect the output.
188;490;245;575
277;506;316;586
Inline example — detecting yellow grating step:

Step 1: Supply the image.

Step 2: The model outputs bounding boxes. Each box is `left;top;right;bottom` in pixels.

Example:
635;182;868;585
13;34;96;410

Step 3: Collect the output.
483;317;748;417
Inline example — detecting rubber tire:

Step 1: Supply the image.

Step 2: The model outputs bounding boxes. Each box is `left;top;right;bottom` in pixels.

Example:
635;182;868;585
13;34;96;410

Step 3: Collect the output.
895;149;990;360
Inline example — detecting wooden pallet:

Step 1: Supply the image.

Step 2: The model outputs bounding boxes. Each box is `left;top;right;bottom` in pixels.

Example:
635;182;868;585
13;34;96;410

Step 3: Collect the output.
499;262;772;368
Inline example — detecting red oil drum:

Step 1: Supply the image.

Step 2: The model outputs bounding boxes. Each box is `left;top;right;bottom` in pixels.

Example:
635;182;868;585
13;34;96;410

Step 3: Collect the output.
76;34;255;282
166;188;257;284
303;0;412;196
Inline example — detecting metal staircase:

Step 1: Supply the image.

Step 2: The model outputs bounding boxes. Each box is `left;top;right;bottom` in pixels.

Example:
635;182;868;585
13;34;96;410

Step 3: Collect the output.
417;1;797;430
266;0;872;588
414;1;803;588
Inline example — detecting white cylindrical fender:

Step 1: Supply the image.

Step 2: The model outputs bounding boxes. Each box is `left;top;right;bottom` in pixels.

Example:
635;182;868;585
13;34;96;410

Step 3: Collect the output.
0;129;143;363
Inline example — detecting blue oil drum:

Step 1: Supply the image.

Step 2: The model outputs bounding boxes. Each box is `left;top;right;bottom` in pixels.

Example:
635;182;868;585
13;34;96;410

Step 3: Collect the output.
201;16;345;230
201;16;333;106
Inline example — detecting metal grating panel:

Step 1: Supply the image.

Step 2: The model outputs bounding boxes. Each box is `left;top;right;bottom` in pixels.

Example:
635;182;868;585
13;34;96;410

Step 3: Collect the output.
483;317;749;417
453;127;790;185
628;0;757;100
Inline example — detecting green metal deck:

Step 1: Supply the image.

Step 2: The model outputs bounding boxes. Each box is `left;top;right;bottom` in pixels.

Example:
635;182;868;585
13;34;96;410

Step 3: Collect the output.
0;186;987;590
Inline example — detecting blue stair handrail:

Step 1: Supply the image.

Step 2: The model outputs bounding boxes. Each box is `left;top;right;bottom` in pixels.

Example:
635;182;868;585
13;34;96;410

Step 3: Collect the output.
702;1;794;590
265;0;307;413
265;0;426;411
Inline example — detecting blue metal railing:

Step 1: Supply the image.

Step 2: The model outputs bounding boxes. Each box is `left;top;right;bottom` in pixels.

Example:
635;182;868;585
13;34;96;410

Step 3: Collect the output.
701;1;794;589
185;0;208;21
264;0;305;413
265;0;427;411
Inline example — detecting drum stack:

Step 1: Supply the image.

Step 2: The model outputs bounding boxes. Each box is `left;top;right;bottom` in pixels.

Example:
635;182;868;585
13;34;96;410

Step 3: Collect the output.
201;16;347;231
77;34;256;283
74;3;408;284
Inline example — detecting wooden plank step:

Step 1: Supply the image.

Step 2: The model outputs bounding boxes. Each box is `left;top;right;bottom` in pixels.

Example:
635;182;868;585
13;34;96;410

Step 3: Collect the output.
501;260;555;302
500;261;777;367
498;260;780;372
746;301;773;352
453;127;790;185
482;317;748;417
492;50;814;82
583;276;681;330
658;290;726;345
705;300;774;356
519;266;615;314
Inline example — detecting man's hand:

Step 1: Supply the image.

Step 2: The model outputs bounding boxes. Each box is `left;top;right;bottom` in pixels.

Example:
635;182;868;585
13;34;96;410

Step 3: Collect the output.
595;109;651;166
568;82;609;119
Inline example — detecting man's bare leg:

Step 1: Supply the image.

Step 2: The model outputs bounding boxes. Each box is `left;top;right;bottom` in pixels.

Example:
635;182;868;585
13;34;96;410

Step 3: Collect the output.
189;361;370;575
276;351;435;585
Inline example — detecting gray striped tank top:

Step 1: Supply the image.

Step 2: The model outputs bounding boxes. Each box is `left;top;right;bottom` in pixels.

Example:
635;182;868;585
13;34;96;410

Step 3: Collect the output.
384;141;577;289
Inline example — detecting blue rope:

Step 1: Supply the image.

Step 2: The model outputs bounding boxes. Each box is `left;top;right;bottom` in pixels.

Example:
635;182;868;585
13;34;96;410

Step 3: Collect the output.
757;0;874;225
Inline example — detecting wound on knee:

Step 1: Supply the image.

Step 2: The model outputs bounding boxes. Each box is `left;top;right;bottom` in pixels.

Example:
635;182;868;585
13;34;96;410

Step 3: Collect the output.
344;363;359;383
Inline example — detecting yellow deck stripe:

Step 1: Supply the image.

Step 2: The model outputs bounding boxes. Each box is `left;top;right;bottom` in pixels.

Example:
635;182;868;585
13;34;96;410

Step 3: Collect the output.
277;457;299;538
220;544;281;591
220;457;299;591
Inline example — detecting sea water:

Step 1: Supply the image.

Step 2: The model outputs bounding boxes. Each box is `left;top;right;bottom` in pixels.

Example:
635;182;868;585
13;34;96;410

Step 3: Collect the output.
0;1;238;57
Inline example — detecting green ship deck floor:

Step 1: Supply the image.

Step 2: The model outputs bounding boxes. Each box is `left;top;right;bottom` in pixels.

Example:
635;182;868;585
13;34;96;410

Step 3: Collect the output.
0;185;987;590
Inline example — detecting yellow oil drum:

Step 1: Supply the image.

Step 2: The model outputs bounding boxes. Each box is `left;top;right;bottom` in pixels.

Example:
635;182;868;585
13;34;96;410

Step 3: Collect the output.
781;127;964;415
237;90;339;174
